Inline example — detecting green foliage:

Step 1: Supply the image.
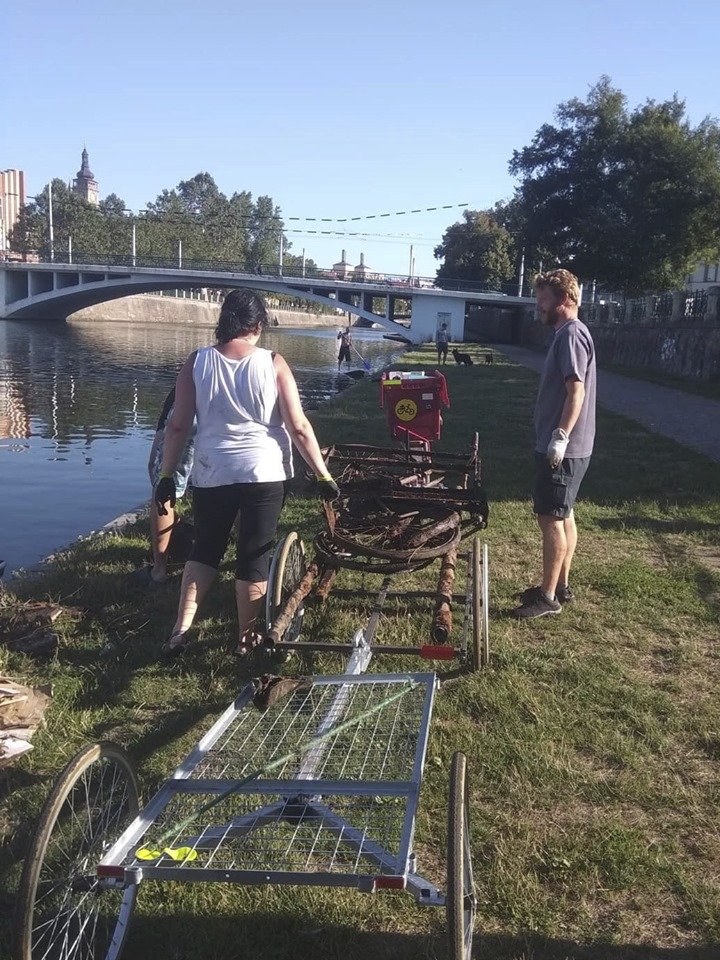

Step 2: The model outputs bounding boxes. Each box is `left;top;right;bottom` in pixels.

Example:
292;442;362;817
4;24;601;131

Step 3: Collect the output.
10;178;121;259
434;209;516;288
9;171;289;269
509;76;720;293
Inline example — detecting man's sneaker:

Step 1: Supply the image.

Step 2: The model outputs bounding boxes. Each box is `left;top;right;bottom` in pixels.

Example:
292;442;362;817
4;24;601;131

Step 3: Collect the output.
519;584;574;605
556;584;574;604
513;593;562;620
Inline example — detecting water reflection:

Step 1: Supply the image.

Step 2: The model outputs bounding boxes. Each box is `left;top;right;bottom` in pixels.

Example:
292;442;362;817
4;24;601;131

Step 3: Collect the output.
0;319;403;574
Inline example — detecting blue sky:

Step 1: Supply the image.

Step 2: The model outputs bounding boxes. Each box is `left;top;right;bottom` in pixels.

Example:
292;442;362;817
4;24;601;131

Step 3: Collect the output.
4;0;719;276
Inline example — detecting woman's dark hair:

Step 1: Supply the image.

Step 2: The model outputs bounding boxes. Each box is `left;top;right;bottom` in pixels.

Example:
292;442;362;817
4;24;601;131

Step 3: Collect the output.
215;289;269;343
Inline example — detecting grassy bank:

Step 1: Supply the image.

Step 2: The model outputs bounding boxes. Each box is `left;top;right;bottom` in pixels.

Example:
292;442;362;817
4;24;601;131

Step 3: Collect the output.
1;345;719;959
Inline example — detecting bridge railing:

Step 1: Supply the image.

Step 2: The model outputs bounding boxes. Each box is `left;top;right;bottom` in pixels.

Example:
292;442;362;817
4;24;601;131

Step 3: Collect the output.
8;250;521;297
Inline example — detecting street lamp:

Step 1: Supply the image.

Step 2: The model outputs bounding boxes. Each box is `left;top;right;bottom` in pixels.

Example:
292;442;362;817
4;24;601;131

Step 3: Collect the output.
517;247;525;297
48;181;55;263
0;198;6;255
28;187;56;263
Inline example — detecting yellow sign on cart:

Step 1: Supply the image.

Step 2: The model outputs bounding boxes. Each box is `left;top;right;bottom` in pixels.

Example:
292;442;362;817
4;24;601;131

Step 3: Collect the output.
394;399;418;422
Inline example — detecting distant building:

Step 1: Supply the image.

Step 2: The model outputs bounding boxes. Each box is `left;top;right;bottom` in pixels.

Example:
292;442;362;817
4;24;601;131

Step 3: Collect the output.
0;168;26;253
332;249;353;280
687;260;720;291
353;252;372;282
72;147;99;206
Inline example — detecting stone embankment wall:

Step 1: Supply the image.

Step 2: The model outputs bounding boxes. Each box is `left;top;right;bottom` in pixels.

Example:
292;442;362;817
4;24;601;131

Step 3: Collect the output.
517;316;720;381
68;295;342;328
587;324;720;381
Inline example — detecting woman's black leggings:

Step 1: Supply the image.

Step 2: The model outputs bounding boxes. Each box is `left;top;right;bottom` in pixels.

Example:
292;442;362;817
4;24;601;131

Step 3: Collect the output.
190;481;287;582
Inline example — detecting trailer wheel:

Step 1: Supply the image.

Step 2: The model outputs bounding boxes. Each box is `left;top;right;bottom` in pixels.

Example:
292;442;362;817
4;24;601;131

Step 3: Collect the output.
472;536;490;669
15;742;139;960
446;751;475;960
266;532;307;651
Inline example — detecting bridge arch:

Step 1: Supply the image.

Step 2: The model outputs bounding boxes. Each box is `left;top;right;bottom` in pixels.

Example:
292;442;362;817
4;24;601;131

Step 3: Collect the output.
0;263;409;337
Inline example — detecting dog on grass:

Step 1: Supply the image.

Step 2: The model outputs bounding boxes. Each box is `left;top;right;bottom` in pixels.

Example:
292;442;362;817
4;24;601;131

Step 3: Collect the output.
452;348;474;366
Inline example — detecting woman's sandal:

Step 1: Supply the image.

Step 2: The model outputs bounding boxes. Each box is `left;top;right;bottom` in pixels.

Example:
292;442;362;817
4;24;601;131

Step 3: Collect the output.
236;630;264;658
161;631;191;657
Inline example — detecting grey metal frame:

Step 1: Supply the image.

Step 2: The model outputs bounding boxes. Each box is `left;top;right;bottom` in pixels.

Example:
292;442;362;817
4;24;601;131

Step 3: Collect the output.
98;671;441;903
95;542;484;925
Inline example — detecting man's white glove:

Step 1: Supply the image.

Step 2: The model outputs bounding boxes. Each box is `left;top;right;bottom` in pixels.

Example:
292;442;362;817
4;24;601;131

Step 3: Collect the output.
546;428;569;469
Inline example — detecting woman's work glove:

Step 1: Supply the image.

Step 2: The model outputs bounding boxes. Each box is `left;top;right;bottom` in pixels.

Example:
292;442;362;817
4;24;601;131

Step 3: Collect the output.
316;473;340;501
546;428;569;469
154;474;177;515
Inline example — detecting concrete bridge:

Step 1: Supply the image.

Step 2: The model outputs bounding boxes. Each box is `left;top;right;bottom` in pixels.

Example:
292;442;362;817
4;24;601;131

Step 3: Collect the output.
0;259;535;344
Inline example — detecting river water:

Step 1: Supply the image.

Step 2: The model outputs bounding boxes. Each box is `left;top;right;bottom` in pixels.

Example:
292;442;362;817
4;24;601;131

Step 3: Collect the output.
0;320;403;575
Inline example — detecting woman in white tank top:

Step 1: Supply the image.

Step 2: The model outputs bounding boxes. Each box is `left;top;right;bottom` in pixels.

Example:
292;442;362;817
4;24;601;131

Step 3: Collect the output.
154;289;339;656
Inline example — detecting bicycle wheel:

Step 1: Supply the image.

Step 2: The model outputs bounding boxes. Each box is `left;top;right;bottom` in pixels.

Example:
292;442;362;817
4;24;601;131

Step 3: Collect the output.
470;536;491;670
446;751;475;960
471;536;482;671
15;742;140;960
481;541;490;666
266;531;306;644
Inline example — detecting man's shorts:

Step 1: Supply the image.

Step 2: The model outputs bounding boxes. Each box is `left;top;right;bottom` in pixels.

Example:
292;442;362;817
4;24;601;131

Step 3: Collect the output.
533;453;591;519
338;345;351;363
151;440;194;499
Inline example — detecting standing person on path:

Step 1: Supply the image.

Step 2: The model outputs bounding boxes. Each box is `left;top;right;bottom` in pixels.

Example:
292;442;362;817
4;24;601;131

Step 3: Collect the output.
337;326;353;369
513;269;596;620
154;289;339;656
435;323;449;364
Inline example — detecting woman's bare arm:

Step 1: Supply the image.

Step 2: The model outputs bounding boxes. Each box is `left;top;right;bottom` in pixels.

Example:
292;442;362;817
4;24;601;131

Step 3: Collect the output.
275;354;330;477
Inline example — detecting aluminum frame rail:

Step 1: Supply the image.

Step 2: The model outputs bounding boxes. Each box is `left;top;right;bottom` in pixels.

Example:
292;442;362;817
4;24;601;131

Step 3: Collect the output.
98;673;442;903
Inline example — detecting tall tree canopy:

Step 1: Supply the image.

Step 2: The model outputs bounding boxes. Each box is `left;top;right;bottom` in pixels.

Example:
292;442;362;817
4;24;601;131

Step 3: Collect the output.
434;210;515;290
9;172;289;269
509;77;720;294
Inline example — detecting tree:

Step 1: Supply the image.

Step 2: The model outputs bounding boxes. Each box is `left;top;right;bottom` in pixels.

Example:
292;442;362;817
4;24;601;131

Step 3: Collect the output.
9;179;116;260
509;77;720;293
9;170;293;271
434;210;516;289
283;252;318;277
247;195;285;270
99;193;127;218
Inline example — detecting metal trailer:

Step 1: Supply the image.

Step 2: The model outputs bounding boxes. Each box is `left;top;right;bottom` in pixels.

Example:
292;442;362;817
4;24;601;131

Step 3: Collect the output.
263;433;490;672
14;553;478;960
264;531;490;673
15;431;490;960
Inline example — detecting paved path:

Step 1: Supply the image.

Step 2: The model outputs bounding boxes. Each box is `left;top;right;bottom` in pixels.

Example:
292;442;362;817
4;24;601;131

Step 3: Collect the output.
498;345;720;463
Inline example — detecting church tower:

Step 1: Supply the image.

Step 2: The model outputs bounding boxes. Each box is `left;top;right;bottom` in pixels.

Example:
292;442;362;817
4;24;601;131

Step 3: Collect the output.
72;147;99;206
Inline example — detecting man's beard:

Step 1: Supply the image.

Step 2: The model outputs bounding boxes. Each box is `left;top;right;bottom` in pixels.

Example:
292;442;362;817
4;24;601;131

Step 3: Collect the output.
540;308;560;326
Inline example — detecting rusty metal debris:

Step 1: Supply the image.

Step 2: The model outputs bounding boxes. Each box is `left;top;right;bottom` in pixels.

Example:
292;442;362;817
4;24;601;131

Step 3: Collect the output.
432;547;457;644
267;437;489;654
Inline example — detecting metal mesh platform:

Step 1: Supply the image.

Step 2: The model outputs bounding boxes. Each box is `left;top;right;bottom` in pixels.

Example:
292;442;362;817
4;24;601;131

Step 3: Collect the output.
124;790;409;877
100;673;436;887
188;676;428;784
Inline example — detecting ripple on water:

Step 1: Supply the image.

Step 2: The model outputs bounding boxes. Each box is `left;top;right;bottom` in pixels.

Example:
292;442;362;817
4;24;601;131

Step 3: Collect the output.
0;320;404;573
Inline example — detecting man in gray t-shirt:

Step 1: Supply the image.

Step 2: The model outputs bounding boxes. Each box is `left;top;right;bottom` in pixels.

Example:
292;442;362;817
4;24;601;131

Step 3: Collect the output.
514;269;596;620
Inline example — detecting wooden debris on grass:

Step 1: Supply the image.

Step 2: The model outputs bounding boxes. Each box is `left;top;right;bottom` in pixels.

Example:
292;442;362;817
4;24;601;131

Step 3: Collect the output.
0;677;52;767
0;597;81;656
